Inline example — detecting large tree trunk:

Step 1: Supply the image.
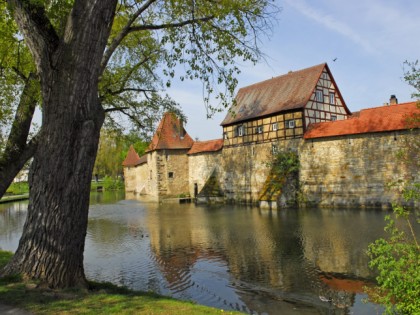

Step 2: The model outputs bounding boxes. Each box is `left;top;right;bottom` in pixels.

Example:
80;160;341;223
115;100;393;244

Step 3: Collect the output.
2;0;118;288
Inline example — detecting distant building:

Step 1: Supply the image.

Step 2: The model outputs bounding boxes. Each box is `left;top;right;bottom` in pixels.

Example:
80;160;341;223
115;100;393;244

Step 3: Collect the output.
123;112;194;199
221;63;350;149
123;64;419;208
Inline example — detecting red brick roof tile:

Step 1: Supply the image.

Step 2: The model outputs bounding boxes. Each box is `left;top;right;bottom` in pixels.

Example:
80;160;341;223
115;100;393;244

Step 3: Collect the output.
146;112;194;152
304;102;419;139
221;63;327;126
122;145;142;166
187;139;223;155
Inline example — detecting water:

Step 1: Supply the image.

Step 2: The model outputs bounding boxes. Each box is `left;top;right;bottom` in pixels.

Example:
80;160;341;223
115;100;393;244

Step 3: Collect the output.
0;192;397;314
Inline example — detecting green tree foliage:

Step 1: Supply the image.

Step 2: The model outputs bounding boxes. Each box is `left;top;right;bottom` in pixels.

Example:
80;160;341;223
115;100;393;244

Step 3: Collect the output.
94;129;148;178
366;62;420;314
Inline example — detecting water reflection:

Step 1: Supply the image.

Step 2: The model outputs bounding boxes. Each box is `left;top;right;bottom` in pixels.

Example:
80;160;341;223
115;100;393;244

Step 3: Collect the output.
0;194;397;314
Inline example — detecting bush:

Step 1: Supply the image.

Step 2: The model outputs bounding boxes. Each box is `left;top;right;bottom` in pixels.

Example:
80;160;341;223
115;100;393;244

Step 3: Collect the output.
366;184;420;314
102;176;124;190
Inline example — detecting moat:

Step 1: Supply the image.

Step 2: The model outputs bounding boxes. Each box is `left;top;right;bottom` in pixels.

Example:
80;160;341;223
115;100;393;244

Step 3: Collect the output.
1;191;401;314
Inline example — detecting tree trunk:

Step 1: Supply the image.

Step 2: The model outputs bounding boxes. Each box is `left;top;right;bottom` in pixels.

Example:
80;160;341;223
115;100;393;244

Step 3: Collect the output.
2;0;117;288
0;74;39;198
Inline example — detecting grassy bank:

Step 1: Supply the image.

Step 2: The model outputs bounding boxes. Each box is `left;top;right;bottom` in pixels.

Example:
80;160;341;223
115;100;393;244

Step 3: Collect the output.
0;251;241;315
5;182;29;195
90;176;124;191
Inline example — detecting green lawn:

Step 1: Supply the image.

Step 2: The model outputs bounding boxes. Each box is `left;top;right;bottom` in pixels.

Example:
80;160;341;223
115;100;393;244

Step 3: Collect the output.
5;182;29;195
0;251;242;315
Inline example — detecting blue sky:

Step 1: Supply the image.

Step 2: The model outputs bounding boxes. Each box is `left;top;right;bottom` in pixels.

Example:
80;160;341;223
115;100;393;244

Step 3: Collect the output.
169;0;420;141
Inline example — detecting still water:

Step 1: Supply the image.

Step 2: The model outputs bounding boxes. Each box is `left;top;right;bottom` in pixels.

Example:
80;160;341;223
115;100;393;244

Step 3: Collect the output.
0;191;395;314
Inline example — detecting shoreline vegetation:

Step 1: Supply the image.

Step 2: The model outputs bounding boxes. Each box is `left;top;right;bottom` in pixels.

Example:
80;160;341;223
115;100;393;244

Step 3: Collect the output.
1;179;125;203
0;250;241;315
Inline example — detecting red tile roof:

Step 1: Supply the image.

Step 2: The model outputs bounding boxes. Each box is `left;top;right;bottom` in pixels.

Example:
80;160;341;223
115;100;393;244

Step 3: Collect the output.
304;102;419;139
122;145;142;166
138;155;147;165
146;112;194;152
187;139;223;155
221;63;328;126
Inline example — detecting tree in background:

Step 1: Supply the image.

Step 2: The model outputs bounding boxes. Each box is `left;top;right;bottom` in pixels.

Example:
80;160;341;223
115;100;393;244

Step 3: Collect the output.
94;129;147;179
1;0;277;288
366;61;420;314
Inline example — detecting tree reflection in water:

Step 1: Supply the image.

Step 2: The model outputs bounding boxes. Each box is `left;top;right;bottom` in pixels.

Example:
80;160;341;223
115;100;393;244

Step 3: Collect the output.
0;195;393;314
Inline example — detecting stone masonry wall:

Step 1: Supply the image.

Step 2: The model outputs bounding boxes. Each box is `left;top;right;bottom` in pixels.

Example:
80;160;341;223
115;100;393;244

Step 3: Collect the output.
158;149;190;197
188;151;222;197
213;130;418;208
299;130;419;208
220;139;300;204
123;166;138;193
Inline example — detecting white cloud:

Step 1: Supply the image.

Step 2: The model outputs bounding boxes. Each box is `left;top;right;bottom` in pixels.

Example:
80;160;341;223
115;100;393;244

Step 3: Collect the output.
283;0;376;54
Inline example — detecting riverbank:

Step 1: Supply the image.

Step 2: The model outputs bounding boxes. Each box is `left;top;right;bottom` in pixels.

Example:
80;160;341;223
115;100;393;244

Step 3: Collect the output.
0;251;241;315
0;194;29;204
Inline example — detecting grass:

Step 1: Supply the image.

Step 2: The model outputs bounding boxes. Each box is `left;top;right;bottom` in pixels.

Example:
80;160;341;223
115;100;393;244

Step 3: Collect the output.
0;250;242;315
90;177;124;191
5;182;29;195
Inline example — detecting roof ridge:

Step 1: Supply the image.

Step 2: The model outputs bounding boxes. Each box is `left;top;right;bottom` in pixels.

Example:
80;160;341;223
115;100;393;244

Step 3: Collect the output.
358;101;418;112
238;63;326;92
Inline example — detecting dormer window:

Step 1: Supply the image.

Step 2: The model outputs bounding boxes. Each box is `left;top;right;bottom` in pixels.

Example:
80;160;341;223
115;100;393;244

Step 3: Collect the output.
316;90;323;102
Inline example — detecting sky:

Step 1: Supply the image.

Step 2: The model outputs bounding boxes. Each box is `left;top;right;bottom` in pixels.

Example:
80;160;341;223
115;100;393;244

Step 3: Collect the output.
168;0;420;141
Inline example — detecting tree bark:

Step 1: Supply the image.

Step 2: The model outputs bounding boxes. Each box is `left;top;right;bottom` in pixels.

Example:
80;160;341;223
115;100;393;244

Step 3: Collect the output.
0;74;39;198
2;0;118;288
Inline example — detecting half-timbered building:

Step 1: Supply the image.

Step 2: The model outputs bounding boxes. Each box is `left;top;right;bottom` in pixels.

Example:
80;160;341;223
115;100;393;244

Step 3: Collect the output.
220;63;351;148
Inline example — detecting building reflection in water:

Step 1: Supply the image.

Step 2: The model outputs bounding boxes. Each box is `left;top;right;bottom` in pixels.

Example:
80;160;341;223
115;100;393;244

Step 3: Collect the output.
143;203;385;314
1;197;388;314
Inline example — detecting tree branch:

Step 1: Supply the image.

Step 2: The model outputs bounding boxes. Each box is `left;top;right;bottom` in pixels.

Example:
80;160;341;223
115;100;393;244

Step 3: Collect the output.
7;0;59;75
0;72;40;198
100;0;159;74
129;15;214;32
107;87;156;96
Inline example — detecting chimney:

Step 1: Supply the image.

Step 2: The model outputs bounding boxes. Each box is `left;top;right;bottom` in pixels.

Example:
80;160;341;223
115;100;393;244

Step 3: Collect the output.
390;95;398;105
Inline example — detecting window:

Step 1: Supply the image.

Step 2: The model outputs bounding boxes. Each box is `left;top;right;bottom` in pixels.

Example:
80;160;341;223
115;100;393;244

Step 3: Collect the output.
316;90;323;102
237;125;245;137
272;144;278;154
256;125;263;134
286;119;295;128
168;172;174;179
272;123;278;131
329;92;335;105
331;115;337;121
223;132;228;140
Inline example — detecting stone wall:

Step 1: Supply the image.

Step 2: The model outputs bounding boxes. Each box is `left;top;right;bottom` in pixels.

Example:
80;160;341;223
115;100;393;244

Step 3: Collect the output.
123;165;138;193
211;129;418;208
299;130;419;208
157;149;190;197
125;129;418;208
220;139;300;204
188;151;222;198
